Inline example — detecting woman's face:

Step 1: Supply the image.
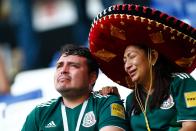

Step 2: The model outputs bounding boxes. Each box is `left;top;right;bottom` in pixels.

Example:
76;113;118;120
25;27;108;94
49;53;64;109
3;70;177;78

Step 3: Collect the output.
123;45;150;85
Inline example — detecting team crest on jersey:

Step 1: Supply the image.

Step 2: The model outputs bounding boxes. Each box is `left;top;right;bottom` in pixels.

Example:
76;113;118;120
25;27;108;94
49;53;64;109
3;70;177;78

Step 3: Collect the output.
82;111;96;127
160;95;175;109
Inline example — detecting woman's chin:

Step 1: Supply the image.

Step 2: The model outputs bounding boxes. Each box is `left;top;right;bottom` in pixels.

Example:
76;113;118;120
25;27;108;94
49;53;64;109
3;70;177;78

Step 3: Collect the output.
131;77;138;83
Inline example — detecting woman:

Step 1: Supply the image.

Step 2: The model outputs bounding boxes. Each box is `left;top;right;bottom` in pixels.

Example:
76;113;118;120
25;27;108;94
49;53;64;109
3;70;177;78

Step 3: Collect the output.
88;4;196;131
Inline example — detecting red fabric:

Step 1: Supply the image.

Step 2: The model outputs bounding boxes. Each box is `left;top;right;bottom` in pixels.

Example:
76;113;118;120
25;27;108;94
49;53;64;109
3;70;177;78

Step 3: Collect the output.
89;4;196;88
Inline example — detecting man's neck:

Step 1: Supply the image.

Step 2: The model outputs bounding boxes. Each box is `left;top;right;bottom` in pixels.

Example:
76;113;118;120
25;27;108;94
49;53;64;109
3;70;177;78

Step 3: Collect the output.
62;93;90;109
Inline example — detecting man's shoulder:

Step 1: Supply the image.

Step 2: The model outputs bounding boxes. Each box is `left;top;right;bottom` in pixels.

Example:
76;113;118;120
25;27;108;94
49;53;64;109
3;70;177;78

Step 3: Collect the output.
35;97;60;110
91;91;122;103
91;91;110;98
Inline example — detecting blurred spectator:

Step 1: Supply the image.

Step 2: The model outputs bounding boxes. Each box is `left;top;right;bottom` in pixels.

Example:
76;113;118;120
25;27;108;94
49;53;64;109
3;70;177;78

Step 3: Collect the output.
50;0;152;66
0;55;10;94
73;0;123;45
10;0;41;70
72;0;91;45
0;0;13;94
1;0;41;71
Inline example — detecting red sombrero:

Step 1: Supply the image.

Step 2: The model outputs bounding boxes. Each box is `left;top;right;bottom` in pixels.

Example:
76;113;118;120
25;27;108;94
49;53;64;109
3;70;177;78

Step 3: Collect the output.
89;4;196;88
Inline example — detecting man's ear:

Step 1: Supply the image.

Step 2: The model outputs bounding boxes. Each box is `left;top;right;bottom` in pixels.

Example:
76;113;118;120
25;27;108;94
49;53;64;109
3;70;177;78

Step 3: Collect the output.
89;72;98;87
151;49;158;66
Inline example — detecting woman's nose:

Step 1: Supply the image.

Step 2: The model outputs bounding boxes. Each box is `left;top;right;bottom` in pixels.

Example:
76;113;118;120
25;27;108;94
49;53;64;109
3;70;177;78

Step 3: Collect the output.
125;61;132;71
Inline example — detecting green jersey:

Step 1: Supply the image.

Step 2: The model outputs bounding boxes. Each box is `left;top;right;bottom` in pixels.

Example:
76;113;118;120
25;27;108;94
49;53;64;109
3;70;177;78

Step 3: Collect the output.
22;92;130;131
126;73;196;131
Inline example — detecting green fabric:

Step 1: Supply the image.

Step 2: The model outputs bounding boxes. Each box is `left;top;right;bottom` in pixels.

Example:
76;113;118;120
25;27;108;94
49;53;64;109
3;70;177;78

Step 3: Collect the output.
66;104;82;131
126;73;196;131
21;92;130;131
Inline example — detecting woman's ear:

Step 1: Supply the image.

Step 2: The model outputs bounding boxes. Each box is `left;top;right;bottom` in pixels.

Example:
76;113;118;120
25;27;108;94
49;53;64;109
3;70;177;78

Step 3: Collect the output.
151;49;158;66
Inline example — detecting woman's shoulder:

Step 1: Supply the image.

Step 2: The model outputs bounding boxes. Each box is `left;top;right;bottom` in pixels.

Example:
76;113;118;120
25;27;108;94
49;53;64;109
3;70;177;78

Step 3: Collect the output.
170;72;196;94
171;73;193;80
171;73;195;85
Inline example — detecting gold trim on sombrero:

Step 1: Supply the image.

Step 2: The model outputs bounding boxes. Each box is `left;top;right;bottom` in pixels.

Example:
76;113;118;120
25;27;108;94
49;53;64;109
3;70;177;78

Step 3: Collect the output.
189;37;193;43
147;19;153;24
120;21;125;25
191;48;195;53
156;22;161;27
133;16;139;21
92;14;195;46
91;14;196;63
100;24;104;29
89;4;196;89
175;55;196;68
177;32;182;36
110;25;126;40
183;34;188;40
163;25;169;30
171;36;175;40
93;49;117;62
170;29;176;34
147;26;152;30
149;31;165;44
141;17;145;23
114;14;118;19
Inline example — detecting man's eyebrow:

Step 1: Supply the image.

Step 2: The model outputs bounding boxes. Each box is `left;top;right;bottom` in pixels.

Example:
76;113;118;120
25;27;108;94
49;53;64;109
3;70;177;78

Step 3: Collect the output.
68;61;81;66
56;61;63;67
57;60;81;66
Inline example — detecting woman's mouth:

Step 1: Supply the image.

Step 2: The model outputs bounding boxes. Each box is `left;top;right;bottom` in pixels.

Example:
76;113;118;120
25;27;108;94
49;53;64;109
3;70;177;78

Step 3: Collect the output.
128;69;136;78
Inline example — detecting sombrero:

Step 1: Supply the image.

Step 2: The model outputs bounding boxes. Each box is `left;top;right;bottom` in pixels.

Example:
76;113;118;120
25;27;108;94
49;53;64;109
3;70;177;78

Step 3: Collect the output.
89;4;196;88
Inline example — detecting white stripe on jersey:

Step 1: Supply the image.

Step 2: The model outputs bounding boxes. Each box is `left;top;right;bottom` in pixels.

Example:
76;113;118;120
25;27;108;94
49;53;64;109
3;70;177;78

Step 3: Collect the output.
37;99;58;107
172;73;190;79
92;91;110;98
181;73;190;78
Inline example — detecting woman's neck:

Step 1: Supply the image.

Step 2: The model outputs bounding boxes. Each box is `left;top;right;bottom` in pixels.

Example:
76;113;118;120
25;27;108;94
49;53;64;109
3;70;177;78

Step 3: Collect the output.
143;71;155;94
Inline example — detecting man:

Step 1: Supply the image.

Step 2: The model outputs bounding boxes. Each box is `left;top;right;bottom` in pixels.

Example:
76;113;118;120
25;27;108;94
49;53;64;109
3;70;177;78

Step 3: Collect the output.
21;44;130;131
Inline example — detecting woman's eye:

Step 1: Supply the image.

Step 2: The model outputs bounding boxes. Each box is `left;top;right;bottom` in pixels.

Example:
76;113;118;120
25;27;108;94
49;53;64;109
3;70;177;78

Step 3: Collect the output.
128;55;135;59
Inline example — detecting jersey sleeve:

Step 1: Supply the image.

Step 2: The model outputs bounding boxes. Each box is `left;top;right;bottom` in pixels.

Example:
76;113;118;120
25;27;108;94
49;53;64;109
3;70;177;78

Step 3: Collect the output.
98;95;130;130
170;73;196;122
21;107;40;131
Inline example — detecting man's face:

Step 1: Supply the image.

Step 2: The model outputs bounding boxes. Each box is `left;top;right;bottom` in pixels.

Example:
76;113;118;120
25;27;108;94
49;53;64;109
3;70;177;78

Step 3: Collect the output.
54;54;93;98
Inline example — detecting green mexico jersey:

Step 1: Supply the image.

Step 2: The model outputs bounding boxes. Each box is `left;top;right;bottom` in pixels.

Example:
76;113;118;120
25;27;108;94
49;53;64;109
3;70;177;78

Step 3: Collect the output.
126;73;196;131
22;92;130;131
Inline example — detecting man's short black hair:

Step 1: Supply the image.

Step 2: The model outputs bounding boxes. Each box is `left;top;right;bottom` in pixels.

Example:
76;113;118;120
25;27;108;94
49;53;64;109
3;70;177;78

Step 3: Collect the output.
60;44;99;76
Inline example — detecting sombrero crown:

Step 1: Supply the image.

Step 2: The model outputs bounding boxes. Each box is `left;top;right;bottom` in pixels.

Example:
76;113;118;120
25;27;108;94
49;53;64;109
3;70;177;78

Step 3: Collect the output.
89;4;196;88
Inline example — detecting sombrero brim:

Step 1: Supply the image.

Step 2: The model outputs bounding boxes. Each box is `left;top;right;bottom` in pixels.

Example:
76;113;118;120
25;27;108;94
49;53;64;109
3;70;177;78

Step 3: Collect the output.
89;4;196;88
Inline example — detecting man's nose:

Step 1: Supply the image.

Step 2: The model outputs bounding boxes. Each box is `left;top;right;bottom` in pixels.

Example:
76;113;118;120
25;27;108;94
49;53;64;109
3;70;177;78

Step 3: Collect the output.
61;64;69;74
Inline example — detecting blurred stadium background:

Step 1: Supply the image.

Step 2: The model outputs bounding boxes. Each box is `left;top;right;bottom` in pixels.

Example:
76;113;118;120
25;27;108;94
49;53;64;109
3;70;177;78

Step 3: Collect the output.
0;0;195;130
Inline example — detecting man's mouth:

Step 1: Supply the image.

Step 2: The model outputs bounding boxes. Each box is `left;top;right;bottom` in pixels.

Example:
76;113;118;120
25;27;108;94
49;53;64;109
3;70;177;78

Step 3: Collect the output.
58;75;71;82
